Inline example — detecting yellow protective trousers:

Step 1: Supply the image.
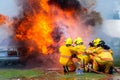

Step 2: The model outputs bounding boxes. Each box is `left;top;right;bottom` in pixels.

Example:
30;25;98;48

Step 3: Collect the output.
93;52;113;73
77;54;89;72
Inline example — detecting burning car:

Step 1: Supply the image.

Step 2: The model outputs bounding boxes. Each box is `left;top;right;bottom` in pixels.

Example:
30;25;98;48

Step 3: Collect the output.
0;47;21;66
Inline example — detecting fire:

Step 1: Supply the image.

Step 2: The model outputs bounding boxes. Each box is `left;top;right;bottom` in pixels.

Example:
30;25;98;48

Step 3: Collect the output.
26;14;54;54
15;0;80;55
16;0;54;54
15;0;101;55
40;0;50;12
0;14;7;25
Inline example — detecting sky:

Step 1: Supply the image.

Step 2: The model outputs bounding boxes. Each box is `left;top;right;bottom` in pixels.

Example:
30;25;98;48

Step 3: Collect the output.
95;0;120;19
0;0;20;17
93;0;120;39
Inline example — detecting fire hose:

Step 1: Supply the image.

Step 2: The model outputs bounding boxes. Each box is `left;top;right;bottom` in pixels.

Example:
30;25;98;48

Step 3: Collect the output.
87;65;120;75
113;66;120;74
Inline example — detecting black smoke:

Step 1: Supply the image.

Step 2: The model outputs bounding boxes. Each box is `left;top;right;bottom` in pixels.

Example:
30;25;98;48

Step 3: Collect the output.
48;0;81;11
51;27;63;42
48;0;102;26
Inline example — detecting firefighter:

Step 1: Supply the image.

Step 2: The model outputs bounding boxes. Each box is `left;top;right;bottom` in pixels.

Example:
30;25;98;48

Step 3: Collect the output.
59;38;75;74
72;37;89;72
86;38;113;74
96;39;113;74
86;40;96;64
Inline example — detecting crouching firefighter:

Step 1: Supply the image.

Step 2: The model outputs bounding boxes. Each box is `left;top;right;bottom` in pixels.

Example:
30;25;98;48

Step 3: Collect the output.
87;38;114;74
72;37;89;72
59;38;75;74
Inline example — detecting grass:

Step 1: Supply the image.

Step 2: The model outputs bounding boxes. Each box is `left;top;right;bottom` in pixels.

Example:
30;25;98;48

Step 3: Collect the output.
57;72;106;80
114;56;120;67
0;69;107;80
0;68;119;80
0;69;43;80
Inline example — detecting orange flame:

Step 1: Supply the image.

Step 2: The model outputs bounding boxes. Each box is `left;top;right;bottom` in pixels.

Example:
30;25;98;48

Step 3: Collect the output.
0;14;7;25
16;0;55;54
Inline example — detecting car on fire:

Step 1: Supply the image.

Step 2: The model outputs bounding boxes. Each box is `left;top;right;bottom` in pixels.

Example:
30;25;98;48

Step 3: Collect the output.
0;47;21;66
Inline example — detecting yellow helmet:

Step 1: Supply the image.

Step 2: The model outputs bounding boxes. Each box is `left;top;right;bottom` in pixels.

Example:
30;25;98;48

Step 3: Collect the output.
74;37;83;45
93;38;101;46
65;38;73;45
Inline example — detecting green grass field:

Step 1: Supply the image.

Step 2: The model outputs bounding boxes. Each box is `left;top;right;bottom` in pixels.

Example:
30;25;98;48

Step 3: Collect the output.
114;56;120;67
0;69;43;80
0;68;119;80
0;69;107;80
